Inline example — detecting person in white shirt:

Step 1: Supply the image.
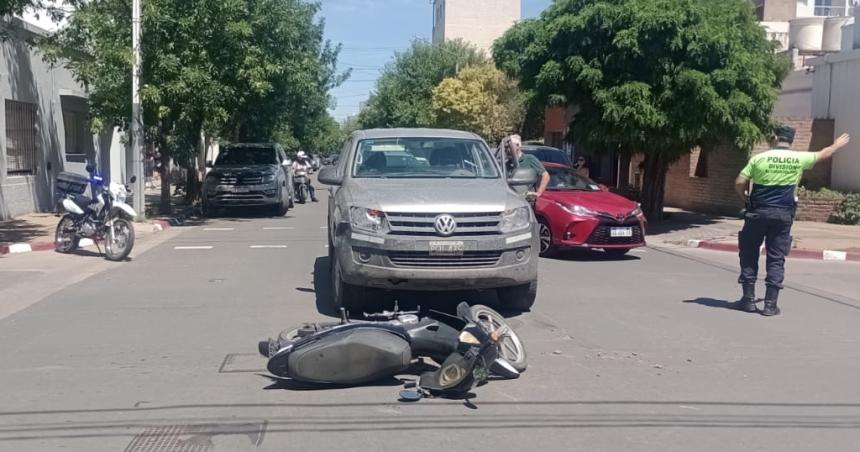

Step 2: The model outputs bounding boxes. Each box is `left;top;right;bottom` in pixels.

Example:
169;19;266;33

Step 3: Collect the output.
292;151;318;202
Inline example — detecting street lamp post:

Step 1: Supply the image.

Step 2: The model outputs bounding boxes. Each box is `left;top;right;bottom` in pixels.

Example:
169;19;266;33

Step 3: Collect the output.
131;0;145;219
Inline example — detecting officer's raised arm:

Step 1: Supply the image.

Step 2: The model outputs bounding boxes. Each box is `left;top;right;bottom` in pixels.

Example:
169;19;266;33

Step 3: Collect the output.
813;133;851;163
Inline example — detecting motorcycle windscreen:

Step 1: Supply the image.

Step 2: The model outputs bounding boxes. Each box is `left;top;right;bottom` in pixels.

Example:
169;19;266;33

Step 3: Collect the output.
288;328;411;385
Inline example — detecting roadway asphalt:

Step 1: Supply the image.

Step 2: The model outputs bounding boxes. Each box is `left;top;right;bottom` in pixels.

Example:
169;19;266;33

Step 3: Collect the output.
1;195;859;451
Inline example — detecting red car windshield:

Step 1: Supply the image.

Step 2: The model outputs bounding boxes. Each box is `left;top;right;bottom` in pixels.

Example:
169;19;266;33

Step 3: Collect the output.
546;166;601;191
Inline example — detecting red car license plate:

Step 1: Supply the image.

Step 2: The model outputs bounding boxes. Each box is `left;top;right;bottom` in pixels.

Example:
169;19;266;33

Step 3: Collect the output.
610;227;633;238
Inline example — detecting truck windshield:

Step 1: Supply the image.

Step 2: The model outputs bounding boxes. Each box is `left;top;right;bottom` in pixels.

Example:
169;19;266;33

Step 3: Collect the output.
215;146;278;165
352;138;499;179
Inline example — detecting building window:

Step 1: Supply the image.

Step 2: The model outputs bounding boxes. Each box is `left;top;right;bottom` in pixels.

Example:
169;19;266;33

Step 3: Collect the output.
814;0;843;17
5;99;38;176
61;95;94;163
689;147;708;178
755;0;764;21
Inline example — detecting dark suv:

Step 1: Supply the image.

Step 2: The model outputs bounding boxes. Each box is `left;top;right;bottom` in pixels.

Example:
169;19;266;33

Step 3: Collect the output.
202;143;294;216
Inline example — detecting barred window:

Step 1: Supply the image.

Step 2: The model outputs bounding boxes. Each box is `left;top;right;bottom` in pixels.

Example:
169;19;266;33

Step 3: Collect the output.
5;99;38;176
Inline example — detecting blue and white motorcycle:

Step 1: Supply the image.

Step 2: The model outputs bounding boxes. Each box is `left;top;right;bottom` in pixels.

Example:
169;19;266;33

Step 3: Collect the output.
54;165;138;261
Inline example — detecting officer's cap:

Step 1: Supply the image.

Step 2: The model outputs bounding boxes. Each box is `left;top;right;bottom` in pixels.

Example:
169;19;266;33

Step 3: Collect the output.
775;126;796;143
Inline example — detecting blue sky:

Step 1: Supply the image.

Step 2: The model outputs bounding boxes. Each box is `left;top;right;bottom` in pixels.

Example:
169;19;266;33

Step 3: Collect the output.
321;0;552;122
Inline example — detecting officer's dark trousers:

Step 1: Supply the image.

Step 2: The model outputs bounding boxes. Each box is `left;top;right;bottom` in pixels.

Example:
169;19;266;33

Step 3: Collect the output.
738;207;794;290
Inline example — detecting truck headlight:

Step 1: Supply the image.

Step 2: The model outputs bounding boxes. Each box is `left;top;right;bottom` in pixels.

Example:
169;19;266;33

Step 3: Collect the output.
499;206;531;233
349;207;388;233
261;173;276;183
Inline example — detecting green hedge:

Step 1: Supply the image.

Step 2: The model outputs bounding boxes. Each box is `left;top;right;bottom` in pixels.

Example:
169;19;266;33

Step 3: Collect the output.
797;188;860;225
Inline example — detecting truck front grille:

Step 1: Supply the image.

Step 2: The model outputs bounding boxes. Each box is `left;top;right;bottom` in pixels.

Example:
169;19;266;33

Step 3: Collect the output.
388;250;502;268
385;212;502;237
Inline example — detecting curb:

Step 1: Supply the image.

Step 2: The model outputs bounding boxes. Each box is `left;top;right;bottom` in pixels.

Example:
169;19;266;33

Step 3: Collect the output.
682;239;859;262
0;215;184;256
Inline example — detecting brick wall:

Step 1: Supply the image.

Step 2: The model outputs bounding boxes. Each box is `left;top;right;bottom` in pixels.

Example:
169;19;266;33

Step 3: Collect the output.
663;117;836;218
795;197;841;222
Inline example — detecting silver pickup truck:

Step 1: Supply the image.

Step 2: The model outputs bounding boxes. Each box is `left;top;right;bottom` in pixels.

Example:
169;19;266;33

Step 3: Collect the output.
319;128;539;311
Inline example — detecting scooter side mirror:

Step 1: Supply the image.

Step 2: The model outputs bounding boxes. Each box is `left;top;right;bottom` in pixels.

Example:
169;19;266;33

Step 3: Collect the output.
130;175;137;184
456;302;475;323
85;164;95;173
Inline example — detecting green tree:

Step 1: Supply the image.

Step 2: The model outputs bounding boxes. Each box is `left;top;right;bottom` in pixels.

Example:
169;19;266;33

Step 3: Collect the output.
494;0;790;219
358;39;486;128
431;64;525;145
41;0;345;213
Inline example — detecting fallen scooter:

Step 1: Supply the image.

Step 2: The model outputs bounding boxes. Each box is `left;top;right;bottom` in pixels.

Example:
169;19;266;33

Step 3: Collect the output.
258;302;526;400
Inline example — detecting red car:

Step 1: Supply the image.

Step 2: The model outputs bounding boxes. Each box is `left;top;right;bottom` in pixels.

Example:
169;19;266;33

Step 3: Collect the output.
535;163;646;257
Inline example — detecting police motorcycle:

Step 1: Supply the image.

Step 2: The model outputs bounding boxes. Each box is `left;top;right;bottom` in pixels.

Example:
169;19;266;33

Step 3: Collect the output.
258;302;527;400
54;165;138;261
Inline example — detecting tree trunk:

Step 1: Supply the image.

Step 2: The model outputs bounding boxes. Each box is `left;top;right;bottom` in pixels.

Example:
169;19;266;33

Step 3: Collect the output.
641;152;670;221
159;156;172;215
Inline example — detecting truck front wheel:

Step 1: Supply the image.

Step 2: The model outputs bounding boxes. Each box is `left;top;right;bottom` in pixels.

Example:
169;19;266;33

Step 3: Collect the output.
497;280;537;312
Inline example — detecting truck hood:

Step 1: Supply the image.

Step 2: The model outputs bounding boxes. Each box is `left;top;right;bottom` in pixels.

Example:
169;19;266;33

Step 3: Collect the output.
345;178;515;213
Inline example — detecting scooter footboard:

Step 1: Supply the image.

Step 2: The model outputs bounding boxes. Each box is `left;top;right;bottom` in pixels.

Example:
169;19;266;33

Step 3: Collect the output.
288;329;411;385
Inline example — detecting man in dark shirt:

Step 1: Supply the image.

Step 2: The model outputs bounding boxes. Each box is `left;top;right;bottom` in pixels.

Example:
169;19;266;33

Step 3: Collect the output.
733;127;850;316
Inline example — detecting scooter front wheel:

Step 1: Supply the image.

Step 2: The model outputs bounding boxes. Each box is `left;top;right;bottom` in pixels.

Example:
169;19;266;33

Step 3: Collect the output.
471;304;528;372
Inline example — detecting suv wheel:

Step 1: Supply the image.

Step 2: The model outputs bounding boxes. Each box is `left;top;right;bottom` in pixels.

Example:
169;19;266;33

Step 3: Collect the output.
497;280;537;312
331;255;365;314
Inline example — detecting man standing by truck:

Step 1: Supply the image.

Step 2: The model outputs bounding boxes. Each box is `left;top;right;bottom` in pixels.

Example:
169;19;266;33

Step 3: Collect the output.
507;135;550;204
734;128;850;316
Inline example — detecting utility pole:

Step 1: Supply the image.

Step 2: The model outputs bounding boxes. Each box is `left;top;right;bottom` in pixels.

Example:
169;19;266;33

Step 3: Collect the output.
131;0;145;219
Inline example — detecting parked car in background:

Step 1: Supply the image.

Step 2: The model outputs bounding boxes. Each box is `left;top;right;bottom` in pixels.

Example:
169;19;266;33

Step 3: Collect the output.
523;145;572;167
318;128;540;312
202;143;294;217
534;163;645;257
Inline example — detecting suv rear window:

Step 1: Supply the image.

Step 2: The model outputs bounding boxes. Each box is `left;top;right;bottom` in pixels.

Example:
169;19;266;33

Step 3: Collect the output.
352;138;499;179
216;146;278;165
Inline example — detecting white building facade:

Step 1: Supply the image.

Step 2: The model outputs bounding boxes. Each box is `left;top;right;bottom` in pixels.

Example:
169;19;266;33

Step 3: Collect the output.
0;17;126;220
431;0;520;56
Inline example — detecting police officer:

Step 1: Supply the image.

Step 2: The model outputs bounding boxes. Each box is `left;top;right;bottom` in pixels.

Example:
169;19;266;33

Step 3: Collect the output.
734;128;850;316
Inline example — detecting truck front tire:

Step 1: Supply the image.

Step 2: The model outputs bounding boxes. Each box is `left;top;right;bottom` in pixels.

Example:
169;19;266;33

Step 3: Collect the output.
497;280;537;312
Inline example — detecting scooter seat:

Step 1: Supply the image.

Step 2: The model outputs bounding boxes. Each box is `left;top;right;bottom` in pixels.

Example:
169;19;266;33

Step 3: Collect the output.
287;328;411;385
72;195;94;209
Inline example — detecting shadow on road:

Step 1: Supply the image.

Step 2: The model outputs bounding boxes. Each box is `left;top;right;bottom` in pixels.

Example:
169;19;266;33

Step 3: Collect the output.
545;249;641;262
312;256;523;319
682;298;754;314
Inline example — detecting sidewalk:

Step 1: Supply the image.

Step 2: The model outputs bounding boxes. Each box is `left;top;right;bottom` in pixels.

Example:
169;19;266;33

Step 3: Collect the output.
0;187;190;256
649;208;860;261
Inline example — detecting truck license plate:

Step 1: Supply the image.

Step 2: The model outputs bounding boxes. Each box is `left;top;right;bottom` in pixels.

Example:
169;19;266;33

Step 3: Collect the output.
429;241;464;256
232;186;251;193
611;227;633;238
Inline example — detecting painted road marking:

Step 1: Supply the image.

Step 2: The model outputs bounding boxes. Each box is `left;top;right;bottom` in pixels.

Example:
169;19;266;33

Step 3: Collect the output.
249;245;288;249
204;227;234;231
174;246;214;250
263;227;294;230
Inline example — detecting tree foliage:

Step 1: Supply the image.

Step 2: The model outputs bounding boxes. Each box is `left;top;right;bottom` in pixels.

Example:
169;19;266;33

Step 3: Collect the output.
40;0;345;211
494;0;790;219
431;64;524;144
358;39;486;129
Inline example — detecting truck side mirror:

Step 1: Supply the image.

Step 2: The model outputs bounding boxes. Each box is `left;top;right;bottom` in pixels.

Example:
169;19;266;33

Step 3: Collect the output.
318;166;343;186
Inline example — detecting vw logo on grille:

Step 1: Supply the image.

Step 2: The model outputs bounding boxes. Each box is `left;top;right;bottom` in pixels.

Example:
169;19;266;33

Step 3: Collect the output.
434;214;457;236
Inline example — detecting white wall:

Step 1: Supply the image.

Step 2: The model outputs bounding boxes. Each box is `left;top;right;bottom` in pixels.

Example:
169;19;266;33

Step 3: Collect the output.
811;50;860;191
441;0;520;56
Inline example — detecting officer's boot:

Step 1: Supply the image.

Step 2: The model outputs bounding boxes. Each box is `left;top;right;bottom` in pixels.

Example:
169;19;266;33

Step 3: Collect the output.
761;286;781;317
733;283;758;312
